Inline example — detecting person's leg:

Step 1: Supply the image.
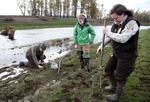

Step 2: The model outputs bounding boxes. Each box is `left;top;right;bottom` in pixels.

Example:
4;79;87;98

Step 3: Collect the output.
77;45;84;69
19;61;28;67
83;45;91;72
104;55;117;92
106;57;136;101
26;56;37;68
8;34;14;40
8;30;15;40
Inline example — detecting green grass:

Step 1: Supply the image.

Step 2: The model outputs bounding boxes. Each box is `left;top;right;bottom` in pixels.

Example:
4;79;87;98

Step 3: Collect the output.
0;18;103;31
0;18;77;30
33;29;150;102
0;29;150;102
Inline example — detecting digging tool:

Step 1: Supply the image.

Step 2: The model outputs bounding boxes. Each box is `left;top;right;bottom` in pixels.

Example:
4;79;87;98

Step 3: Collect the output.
99;16;107;92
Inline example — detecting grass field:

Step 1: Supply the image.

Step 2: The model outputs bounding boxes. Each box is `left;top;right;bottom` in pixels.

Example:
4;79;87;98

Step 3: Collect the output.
0;17;104;31
0;28;150;102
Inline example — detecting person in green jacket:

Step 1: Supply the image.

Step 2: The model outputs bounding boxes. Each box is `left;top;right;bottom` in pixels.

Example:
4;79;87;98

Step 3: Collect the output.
74;13;96;72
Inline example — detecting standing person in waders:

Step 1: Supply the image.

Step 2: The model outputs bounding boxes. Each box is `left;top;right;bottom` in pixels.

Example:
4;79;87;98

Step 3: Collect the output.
74;13;96;72
96;4;140;101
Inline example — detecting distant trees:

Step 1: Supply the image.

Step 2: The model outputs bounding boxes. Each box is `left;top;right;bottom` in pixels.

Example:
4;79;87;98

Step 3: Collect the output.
17;0;102;18
63;0;71;17
16;0;150;22
71;0;78;18
133;9;150;23
17;0;27;16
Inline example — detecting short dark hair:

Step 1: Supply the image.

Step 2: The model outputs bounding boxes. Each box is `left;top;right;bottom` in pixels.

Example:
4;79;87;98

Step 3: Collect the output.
39;43;46;50
110;4;133;16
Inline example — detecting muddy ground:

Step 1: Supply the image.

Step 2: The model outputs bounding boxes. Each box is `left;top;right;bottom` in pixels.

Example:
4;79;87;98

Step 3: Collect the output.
0;29;150;102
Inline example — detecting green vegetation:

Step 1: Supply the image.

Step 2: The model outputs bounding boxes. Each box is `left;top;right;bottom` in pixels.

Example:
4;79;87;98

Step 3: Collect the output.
0;18;104;30
0;18;77;30
0;29;150;102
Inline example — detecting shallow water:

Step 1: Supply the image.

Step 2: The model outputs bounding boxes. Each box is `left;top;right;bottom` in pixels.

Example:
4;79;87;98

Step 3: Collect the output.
0;26;150;68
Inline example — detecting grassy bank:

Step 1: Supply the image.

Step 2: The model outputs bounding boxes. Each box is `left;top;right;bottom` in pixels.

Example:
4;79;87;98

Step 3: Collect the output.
0;29;150;102
0;18;77;30
0;18;104;30
0;17;149;31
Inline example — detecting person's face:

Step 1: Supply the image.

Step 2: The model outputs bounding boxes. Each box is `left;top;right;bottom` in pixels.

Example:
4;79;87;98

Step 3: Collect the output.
111;13;125;25
77;16;85;25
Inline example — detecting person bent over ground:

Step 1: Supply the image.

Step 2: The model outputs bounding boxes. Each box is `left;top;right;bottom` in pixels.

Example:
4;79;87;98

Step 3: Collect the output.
1;25;15;40
19;43;47;69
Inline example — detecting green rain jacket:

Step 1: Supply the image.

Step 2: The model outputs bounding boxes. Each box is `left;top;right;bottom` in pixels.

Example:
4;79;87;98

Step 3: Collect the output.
74;23;96;45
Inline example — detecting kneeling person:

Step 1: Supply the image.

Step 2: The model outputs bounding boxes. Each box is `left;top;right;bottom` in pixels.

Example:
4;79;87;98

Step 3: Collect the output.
20;43;46;69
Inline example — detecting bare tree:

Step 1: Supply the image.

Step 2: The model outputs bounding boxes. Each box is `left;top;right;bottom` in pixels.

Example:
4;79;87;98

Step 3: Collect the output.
49;0;54;16
97;4;106;19
85;0;91;18
44;0;48;16
32;0;37;15
56;0;61;17
36;0;44;16
63;0;71;17
134;9;150;22
28;0;38;16
90;0;98;19
17;0;27;16
80;0;88;13
72;0;79;17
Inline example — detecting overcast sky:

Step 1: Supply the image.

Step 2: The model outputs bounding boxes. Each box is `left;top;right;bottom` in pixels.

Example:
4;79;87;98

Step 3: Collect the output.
0;0;150;15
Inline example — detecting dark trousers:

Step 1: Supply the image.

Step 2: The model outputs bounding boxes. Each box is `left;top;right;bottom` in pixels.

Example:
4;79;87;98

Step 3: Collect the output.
105;54;136;84
26;56;37;68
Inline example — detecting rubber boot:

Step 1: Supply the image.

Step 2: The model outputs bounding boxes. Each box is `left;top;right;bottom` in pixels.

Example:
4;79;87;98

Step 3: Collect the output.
77;51;84;69
106;82;125;101
80;56;84;69
84;58;90;72
8;34;14;40
19;62;28;67
104;75;116;92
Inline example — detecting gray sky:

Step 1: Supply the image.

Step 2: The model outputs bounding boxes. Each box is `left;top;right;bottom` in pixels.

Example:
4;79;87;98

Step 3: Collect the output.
0;0;150;15
97;0;150;13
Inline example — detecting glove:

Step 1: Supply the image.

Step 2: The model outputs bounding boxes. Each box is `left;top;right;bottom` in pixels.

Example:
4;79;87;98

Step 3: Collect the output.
38;65;43;69
103;28;108;34
96;46;101;54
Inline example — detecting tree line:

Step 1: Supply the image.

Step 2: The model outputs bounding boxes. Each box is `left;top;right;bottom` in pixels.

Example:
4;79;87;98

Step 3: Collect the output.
17;0;105;19
133;9;150;23
17;0;150;22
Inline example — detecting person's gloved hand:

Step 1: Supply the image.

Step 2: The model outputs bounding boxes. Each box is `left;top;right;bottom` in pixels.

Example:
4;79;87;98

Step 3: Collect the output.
39;60;45;65
74;44;78;49
103;27;108;34
38;65;43;69
96;46;101;55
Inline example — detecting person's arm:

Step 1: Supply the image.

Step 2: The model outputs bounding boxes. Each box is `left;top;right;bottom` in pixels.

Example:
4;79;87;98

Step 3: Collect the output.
89;25;96;44
96;37;111;54
74;24;78;44
106;20;139;43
